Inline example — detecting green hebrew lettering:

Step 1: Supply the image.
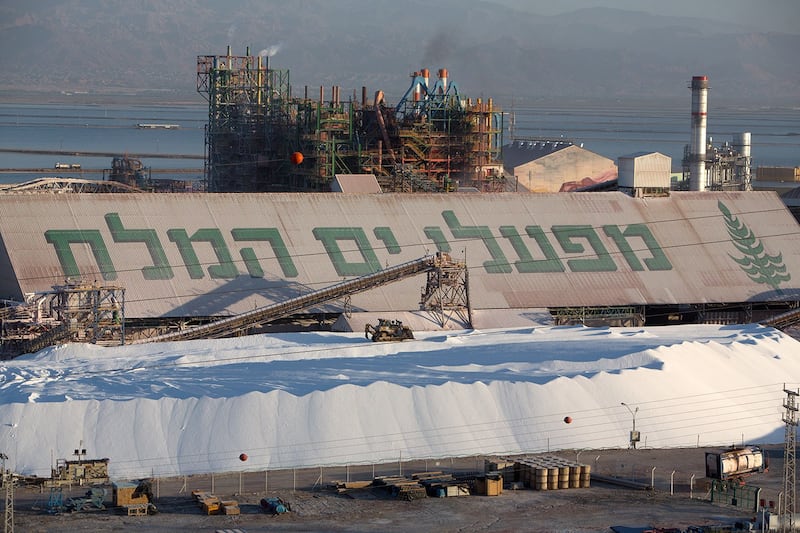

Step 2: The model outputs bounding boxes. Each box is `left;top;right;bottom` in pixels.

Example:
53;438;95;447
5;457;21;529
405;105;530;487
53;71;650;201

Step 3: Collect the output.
231;228;298;278
44;230;117;281
167;228;239;279
552;225;617;272
603;224;672;271
423;227;452;253
442;210;511;273
104;213;173;280
373;227;401;254
312;227;382;276
498;226;565;273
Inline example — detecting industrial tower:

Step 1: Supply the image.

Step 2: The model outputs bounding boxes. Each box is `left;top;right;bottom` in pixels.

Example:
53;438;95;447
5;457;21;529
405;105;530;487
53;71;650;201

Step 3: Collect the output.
1;452;12;533
782;386;798;532
682;75;752;192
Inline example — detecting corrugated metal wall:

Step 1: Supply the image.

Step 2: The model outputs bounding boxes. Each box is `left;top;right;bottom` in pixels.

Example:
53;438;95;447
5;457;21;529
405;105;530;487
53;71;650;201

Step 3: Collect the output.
618;152;671;188
0;191;798;317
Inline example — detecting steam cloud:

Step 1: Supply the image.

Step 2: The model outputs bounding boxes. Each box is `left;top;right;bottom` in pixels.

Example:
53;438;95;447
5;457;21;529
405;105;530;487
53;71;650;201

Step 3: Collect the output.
259;43;283;58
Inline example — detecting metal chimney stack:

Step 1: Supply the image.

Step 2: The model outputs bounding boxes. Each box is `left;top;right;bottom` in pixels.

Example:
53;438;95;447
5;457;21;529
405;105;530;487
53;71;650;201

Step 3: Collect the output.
438;68;448;94
689;76;709;191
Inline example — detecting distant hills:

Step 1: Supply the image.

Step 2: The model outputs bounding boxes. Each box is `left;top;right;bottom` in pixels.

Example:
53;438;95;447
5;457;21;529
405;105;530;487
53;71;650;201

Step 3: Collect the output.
1;0;798;106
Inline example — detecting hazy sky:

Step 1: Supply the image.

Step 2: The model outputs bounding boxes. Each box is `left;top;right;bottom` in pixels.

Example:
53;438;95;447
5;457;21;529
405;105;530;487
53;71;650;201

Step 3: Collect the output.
501;0;799;34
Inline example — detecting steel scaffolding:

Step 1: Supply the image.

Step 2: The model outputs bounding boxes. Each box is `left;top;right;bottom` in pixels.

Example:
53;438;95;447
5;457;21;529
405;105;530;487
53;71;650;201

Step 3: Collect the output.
197;48;504;192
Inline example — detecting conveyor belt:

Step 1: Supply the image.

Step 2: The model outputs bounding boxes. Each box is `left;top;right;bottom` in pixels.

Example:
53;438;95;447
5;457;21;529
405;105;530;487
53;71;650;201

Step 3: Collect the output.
130;255;440;344
760;307;800;330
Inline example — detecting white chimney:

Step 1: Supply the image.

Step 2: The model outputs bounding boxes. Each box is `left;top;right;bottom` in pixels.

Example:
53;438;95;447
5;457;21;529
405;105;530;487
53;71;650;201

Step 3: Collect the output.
689;76;708;191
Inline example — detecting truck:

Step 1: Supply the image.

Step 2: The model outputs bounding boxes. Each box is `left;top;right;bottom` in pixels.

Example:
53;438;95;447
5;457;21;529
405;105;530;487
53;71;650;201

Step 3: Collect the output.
705;445;768;480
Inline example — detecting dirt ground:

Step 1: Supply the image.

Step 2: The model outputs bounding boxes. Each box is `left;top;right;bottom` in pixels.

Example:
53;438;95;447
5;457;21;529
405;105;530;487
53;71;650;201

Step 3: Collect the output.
8;445;784;532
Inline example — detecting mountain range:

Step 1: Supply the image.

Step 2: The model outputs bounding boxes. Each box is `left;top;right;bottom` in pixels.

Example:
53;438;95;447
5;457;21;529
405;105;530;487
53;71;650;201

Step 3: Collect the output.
1;0;798;106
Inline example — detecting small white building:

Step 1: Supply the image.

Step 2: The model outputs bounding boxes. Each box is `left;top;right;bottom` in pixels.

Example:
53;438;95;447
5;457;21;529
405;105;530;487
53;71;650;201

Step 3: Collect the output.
617;152;671;197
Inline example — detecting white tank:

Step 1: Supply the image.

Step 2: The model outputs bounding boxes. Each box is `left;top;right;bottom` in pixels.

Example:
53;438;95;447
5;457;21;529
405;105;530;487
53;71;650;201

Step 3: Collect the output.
733;132;752;191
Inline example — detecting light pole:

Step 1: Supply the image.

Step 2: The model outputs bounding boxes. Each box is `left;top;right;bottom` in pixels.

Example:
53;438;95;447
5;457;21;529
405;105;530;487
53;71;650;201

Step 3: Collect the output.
621;402;640;449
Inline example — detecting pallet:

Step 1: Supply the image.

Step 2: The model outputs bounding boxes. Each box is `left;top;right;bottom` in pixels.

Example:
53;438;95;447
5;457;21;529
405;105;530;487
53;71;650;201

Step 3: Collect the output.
191;490;239;515
124;503;149;516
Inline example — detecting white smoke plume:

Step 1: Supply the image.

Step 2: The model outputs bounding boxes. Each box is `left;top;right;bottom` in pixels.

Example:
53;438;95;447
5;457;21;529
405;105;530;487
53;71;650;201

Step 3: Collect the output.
258;43;283;58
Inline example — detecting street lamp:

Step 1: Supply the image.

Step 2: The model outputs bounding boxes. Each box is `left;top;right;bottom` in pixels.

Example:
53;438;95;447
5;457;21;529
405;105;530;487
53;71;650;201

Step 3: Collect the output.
621;402;640;449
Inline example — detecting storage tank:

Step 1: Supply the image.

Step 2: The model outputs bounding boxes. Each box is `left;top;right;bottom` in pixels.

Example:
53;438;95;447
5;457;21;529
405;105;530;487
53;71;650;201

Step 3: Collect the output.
705;446;767;480
733;132;752;190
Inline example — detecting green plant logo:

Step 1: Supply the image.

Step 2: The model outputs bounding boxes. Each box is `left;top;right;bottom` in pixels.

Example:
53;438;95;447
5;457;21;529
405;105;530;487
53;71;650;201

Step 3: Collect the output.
718;201;790;291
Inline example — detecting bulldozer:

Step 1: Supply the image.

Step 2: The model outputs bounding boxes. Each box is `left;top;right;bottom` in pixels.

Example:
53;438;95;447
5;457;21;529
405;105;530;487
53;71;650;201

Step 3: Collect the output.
365;318;414;342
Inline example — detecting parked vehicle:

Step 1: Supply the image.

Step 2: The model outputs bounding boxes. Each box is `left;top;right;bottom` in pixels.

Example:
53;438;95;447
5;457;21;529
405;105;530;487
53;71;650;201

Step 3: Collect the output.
705;445;768;480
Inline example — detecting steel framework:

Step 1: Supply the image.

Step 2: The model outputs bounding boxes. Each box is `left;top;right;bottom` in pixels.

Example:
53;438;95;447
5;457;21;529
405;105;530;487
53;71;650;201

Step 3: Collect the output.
419;252;471;327
197;48;504;192
132;253;468;344
680;141;753;191
0;284;125;356
782;386;798;532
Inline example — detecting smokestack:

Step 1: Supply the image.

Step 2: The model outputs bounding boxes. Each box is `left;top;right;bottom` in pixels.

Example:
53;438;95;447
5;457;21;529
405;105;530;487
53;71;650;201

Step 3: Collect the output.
438;68;448;94
689;76;708;191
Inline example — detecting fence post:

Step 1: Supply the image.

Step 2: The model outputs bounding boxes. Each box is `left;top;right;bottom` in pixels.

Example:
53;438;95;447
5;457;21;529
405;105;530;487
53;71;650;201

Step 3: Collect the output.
265;469;268;493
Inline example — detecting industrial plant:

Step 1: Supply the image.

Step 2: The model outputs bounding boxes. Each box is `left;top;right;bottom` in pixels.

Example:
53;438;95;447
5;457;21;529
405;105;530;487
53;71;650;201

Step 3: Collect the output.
0;49;799;358
1;49;800;533
197;46;504;193
680;75;753;192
